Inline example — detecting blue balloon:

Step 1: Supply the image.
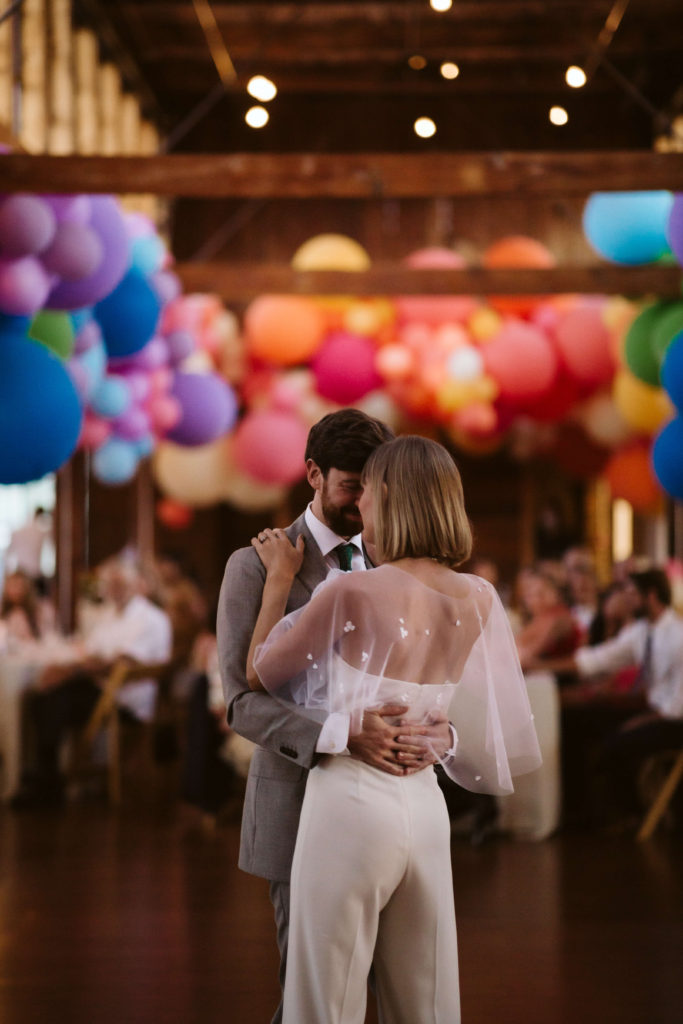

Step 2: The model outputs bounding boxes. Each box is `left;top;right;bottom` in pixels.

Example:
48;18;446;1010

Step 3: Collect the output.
0;330;83;483
95;269;161;358
130;235;165;276
134;433;155;458
583;191;673;265
91;375;131;419
92;438;139;485
661;330;683;411
72;340;107;399
69;308;93;332
652;416;683;500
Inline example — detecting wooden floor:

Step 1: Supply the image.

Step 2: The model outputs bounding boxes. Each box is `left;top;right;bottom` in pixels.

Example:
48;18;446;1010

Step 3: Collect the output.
0;801;681;1024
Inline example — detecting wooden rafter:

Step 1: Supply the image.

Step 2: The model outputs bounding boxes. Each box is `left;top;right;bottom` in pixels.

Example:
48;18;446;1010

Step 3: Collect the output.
1;151;683;196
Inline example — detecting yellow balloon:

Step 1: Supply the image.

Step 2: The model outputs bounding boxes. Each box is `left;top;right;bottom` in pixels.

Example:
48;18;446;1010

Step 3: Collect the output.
343;298;396;336
292;234;371;271
153;440;232;507
613;370;674;435
468;307;502;342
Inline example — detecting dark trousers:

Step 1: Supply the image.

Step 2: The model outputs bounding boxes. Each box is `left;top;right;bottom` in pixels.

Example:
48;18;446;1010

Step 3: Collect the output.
181;673;238;814
594;716;683;823
30;672;101;790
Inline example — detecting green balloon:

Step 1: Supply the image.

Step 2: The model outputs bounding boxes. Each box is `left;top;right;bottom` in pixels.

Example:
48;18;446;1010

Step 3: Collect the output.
624;302;668;386
28;311;75;360
651;302;683;364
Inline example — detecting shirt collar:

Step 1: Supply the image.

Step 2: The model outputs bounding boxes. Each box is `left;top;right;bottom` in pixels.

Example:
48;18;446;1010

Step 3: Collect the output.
304;504;362;558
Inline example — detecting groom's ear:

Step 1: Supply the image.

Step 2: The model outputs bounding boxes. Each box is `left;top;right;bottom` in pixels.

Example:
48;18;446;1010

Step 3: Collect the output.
306;459;324;493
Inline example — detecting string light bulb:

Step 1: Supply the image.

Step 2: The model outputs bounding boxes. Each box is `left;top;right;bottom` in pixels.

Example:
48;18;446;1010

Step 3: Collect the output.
430;0;453;10
247;75;277;102
565;65;587;88
549;105;569;126
440;62;460;80
414;116;437;138
245;105;269;128
408;54;427;70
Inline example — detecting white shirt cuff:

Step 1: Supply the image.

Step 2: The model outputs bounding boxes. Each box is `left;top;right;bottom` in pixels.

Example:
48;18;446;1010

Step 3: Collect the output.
444;724;458;758
316;712;351;754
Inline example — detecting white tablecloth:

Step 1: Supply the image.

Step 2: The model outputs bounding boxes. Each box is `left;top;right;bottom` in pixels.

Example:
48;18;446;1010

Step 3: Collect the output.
497;671;561;841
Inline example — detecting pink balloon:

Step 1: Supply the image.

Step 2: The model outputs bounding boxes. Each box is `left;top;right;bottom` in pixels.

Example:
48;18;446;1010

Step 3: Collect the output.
395;248;479;325
312;332;383;404
113;405;151;441
483;320;558;400
148;394;182;432
0;256;52;316
553;303;615;386
79;413;112;451
0;195;56;256
42;221;104;281
232;410;309;485
43;195;92;224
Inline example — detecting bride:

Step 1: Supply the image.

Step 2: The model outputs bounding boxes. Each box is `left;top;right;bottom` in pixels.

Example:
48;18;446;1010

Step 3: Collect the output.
246;435;541;1024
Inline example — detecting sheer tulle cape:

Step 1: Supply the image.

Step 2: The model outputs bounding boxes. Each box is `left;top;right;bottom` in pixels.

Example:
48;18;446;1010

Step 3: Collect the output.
254;565;542;796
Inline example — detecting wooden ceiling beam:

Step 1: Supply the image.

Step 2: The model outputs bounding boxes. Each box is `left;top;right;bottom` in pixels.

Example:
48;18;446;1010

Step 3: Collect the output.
2;151;682;197
174;263;683;301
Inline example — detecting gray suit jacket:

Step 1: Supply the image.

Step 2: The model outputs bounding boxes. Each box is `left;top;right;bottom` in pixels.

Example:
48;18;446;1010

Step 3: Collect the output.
218;512;355;882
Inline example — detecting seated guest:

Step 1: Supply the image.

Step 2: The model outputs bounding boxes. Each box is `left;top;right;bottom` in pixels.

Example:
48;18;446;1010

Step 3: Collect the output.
149;553;208;670
535;569;683;829
0;569;55;644
12;556;172;808
515;568;580;671
563;547;599;639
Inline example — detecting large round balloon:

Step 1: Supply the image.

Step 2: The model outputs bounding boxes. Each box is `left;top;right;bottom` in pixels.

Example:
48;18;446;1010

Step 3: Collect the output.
291;234;371;271
0;330;82;483
652;416;683;500
650;302;683;364
394;249;479;325
41;220;104;281
46;196;130;310
612;369;673;435
661;331;683;411
668;193;683;266
482;235;556;318
0;256;52;316
583;191;673;265
623;303;667;386
92;438;139;486
483;320;558;400
0;194;56;257
312;331;383;404
28;310;75;359
245;295;326;366
603;443;662;511
165;372;238;446
95;269;162;358
153;438;232;507
554;302;615;386
232;409;309;485
576;392;633;448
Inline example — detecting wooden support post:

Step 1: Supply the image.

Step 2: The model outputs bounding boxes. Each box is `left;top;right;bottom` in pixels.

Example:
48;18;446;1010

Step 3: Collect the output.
75;29;98;154
98;62;122;156
47;0;74;154
0;6;12;130
20;0;47;152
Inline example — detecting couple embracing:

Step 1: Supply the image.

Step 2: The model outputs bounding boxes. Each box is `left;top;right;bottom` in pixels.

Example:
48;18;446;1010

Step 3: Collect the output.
218;410;541;1024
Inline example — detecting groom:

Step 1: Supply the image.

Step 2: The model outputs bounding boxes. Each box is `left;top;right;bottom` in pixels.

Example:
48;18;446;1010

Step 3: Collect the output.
217;409;438;1023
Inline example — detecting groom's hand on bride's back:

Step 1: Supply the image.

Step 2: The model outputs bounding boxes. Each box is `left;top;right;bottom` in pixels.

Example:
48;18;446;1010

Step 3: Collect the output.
348;705;440;777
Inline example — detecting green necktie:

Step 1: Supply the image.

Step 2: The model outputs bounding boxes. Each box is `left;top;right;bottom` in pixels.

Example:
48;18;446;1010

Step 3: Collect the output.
336;543;355;571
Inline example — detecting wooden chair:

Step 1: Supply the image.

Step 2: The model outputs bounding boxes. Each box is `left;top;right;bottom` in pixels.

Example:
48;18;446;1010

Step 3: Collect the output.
637;748;683;841
69;658;172;805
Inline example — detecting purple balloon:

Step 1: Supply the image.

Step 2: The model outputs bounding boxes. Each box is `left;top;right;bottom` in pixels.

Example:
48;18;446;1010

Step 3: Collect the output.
42;221;104;281
166;329;195;364
42;194;92;224
667;193;683;267
0;256;52;316
46;196;130;310
166;372;238;446
120;370;151;403
117;335;168;371
0;195;56;257
113;404;151;441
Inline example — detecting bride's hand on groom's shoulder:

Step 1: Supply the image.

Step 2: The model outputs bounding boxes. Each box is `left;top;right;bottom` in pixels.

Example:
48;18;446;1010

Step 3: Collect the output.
251;528;305;581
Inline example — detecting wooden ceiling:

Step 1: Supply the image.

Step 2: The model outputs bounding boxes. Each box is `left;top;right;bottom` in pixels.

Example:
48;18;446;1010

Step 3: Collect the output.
78;0;683;153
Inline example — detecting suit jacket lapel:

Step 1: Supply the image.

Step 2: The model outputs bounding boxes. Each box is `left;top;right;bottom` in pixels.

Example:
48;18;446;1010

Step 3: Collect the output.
285;513;328;598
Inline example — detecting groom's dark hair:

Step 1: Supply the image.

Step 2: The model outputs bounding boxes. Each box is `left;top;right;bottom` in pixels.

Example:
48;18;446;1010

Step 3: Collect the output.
305;409;394;475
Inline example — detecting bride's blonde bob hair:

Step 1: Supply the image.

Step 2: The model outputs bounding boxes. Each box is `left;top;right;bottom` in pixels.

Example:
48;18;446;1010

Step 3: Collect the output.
362;435;472;569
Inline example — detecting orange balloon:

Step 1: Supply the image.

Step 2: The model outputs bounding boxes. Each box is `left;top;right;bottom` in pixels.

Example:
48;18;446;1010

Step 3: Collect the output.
603;444;663;512
156;498;194;530
244;295;326;366
483;235;556;318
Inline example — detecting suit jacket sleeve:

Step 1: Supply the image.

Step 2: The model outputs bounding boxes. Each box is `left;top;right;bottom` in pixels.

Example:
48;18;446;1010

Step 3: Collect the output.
216;544;323;769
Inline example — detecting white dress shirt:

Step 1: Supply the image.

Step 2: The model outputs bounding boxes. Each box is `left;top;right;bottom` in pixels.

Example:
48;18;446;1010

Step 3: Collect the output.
84;594;172;721
304;505;366;753
575;608;683;718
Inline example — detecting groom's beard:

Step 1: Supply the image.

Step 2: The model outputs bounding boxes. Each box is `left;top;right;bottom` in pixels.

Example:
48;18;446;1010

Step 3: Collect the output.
321;490;362;538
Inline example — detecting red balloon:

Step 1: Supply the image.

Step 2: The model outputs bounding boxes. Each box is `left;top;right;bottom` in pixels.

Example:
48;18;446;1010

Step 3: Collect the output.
483;320;558;401
312;332;382;404
554;302;615;387
156;497;194;530
603;444;662;511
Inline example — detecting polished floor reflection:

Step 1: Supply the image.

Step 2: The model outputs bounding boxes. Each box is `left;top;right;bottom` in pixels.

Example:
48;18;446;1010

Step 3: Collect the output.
0;804;680;1024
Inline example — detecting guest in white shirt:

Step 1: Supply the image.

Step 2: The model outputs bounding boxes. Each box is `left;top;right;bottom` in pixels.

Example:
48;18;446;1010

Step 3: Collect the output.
12;557;171;808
